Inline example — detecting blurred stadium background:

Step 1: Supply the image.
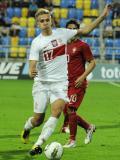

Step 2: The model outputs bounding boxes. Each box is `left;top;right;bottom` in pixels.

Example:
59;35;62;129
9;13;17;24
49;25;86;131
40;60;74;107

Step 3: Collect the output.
0;0;120;82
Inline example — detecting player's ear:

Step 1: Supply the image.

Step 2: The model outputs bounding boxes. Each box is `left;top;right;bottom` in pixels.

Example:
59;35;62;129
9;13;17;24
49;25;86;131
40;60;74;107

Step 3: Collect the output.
36;20;39;27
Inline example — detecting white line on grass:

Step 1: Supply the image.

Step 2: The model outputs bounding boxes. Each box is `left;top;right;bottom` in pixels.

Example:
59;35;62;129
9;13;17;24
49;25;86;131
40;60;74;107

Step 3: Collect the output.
108;81;120;87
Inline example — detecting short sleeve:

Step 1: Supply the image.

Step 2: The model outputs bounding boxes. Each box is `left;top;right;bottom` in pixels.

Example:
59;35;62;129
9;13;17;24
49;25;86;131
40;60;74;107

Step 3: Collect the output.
58;28;77;41
29;39;39;61
82;43;94;61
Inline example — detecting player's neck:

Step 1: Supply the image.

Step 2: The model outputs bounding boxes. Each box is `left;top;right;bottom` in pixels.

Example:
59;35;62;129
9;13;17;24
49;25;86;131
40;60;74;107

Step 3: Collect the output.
42;29;52;36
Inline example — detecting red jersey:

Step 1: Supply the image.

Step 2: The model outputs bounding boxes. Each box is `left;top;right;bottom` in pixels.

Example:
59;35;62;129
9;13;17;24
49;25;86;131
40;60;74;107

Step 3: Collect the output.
67;39;94;88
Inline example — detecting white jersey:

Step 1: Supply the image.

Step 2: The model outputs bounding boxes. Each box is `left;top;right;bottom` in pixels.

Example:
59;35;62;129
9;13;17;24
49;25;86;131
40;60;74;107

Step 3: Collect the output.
29;28;77;82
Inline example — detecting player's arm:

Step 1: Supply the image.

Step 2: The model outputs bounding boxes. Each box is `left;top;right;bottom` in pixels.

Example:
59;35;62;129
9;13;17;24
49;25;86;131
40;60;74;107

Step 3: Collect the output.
29;60;37;78
77;4;112;35
75;59;96;88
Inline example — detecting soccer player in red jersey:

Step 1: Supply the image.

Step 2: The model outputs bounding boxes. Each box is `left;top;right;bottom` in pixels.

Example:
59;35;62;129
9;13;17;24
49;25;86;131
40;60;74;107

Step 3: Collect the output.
62;19;96;148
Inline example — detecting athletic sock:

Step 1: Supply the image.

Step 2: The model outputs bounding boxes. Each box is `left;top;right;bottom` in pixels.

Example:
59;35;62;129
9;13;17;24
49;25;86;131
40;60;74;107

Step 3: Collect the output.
24;117;34;131
63;114;69;128
77;115;90;130
69;112;77;140
35;116;58;146
62;105;69;127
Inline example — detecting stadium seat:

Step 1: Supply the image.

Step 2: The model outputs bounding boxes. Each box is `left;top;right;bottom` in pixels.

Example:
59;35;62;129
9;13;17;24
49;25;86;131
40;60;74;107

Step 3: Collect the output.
9;47;18;58
6;7;14;18
19;37;27;45
92;38;100;47
91;0;99;9
52;0;61;6
27;37;33;45
76;0;83;9
60;8;68;19
11;17;19;24
114;49;120;60
76;9;83;20
105;48;113;59
35;28;41;36
1;36;10;46
19;27;27;38
4;16;11;25
83;18;92;25
68;8;76;19
105;0;112;4
83;0;91;9
14;7;21;17
92;47;100;58
104;38;113;47
11;37;19;46
18;47;27;58
104;19;112;27
91;28;100;37
27;28;35;37
20;17;27;27
112;19;120;27
0;47;9;58
114;39;120;47
106;10;113;20
82;38;92;46
59;18;67;27
91;9;99;17
68;0;76;8
21;8;28;17
53;8;61;19
84;9;91;17
28;17;36;27
60;0;68;8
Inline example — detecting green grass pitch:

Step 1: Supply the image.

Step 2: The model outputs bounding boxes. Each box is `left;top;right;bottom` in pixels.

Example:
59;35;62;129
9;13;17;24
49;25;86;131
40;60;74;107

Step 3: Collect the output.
0;80;120;160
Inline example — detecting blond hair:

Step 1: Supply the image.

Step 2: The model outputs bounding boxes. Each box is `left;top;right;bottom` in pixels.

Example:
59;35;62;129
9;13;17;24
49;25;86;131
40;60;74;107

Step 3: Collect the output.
35;8;50;19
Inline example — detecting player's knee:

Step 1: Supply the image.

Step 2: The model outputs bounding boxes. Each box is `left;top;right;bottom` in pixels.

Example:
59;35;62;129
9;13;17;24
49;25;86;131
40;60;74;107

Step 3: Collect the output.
33;114;45;127
68;106;76;114
51;99;65;118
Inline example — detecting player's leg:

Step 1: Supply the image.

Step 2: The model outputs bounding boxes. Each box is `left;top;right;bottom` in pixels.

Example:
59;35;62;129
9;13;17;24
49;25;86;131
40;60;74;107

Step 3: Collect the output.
61;104;70;133
29;99;66;156
21;90;48;144
64;87;95;147
21;113;45;144
63;106;77;148
29;82;67;156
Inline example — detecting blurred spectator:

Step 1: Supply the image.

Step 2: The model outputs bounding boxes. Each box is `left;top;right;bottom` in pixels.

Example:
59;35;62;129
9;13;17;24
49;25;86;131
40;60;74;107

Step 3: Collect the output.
0;12;6;26
37;0;52;8
10;22;21;36
12;0;21;7
1;26;9;37
0;0;9;14
22;0;30;8
29;1;38;17
112;3;120;19
103;25;113;37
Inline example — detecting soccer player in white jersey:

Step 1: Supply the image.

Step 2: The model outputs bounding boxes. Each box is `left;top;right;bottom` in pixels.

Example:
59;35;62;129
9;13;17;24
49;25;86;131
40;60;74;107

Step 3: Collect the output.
21;5;112;156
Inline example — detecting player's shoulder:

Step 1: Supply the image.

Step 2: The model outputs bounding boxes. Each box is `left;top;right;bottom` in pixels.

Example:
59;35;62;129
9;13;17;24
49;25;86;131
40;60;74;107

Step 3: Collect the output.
31;34;42;45
54;28;67;33
78;39;90;48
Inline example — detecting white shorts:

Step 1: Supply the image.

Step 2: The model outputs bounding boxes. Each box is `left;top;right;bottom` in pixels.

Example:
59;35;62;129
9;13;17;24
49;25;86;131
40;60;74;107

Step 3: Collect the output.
32;81;69;113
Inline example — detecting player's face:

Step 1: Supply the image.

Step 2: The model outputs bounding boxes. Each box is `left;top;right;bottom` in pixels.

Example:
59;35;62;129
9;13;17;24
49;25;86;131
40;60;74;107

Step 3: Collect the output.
67;24;78;30
37;14;52;31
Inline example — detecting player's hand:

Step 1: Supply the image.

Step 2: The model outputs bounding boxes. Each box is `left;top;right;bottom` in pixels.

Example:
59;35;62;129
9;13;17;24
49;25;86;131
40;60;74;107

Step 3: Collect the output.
75;76;85;88
101;4;113;18
29;70;37;78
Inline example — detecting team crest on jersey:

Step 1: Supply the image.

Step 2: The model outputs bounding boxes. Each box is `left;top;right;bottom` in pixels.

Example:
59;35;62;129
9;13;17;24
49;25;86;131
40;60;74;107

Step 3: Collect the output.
51;40;58;47
73;47;77;53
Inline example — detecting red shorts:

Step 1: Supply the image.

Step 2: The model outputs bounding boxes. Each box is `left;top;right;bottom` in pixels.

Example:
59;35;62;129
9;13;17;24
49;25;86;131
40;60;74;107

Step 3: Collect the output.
67;86;86;110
